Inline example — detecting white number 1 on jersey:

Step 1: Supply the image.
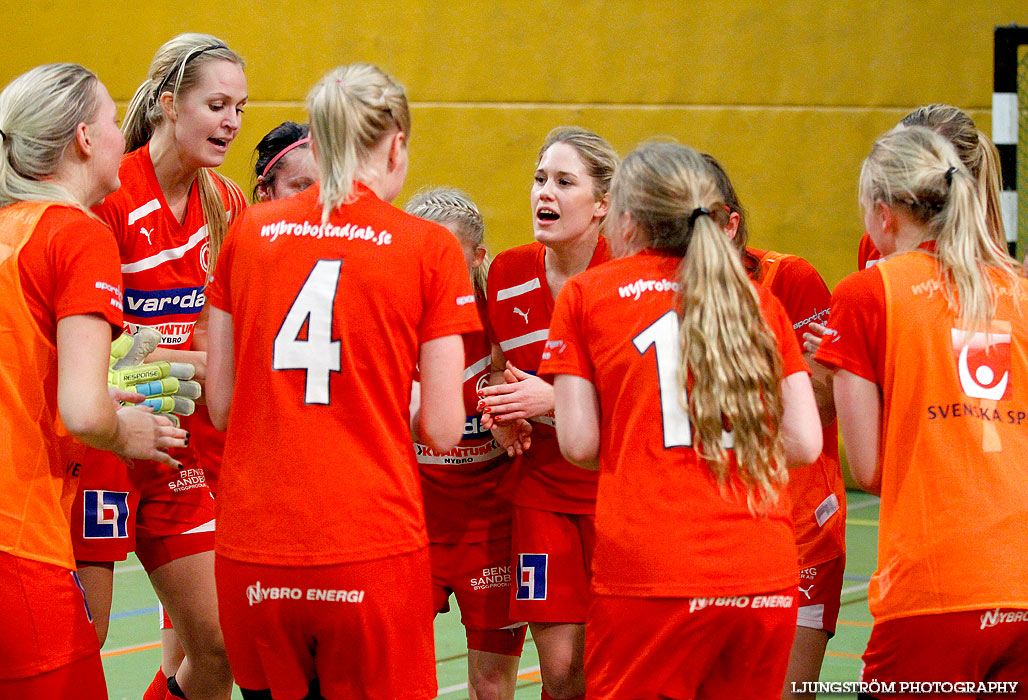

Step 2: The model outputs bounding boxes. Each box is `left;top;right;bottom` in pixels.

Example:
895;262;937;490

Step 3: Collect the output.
633;311;732;450
272;259;342;404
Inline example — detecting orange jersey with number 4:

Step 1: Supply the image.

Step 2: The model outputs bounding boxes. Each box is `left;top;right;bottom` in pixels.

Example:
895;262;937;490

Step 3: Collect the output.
207;183;481;567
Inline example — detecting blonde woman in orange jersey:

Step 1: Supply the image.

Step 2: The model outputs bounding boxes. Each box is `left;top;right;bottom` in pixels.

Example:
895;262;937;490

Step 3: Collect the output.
205;63;478;700
817;126;1028;697
0;63;185;700
540;142;821;700
856;105;1005;271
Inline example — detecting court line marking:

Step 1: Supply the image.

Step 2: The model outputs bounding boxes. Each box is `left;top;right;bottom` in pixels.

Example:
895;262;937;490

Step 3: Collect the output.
110;605;159;621
114;563;146;575
837;620;873;627
101;641;161;659
847;518;879;527
846;496;880;513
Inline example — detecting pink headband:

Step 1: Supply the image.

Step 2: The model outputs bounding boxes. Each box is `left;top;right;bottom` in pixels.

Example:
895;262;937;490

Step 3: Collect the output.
261;137;310;178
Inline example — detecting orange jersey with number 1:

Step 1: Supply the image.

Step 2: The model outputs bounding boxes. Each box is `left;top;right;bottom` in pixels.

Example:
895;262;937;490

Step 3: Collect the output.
539;250;807;598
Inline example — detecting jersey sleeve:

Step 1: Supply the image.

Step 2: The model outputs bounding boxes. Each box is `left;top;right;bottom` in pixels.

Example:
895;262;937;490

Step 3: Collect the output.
538;278;592;381
759;287;808;377
418;227;483;342
814;268;886;383
19;208;124;337
771;256;831;344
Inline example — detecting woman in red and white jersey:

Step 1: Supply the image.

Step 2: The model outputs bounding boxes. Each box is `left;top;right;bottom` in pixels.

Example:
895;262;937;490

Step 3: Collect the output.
856;105;1006;271
406;187;527;700
703;153;846;699
479;126;618;700
817;127;1028;697
0;63;184;700
71;33;247;700
540;142;822;700
205;63;480;700
188;122;319;501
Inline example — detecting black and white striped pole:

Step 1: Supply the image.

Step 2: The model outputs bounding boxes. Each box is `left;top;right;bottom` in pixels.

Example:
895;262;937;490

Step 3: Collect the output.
994;25;1028;257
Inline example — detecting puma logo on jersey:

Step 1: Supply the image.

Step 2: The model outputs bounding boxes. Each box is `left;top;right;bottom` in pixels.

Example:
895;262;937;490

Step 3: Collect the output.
513;307;530;324
139;227;153;245
798;584;814;599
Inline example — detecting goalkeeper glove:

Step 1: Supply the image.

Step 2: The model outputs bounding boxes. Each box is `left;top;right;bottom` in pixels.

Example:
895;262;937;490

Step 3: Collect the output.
109;327;201;427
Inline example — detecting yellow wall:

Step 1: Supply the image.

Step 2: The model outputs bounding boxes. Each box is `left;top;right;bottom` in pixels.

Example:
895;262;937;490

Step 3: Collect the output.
2;1;1026;288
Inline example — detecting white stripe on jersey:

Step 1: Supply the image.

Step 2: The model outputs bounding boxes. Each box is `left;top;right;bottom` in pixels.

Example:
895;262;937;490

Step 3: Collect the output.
462;354;492;383
121;226;207;274
181;519;215;535
499;329;549;352
496;277;541;301
127;199;162;226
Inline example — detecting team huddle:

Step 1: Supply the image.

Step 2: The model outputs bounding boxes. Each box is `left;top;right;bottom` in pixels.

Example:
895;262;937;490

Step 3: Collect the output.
1;30;1026;700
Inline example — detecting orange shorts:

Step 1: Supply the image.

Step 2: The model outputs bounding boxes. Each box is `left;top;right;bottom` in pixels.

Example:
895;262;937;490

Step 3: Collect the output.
431;537;526;656
860;609;1028;699
0;552;104;694
70;448;215;572
216;548;436;700
587;589;798;700
796;554;845;635
510;505;594;623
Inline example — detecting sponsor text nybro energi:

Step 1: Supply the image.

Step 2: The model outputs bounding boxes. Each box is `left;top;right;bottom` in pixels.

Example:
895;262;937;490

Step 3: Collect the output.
790;681;1019;695
246;581;365;606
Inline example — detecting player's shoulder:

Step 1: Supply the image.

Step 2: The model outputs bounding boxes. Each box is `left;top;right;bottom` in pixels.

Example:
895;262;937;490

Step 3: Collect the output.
36;205;113;243
492;241;544;270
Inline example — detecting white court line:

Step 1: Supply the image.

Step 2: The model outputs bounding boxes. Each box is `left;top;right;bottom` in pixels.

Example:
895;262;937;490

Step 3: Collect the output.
113;563;145;575
437;664;541;697
842;582;870;596
847;496;880;513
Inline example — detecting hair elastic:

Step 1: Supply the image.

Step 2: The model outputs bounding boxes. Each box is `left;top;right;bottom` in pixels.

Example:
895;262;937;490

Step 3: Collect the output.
688;207;711;226
262;137;310;178
944;166;958;185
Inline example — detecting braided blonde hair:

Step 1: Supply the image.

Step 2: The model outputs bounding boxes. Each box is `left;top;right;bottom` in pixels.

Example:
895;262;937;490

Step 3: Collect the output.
405;187;489;297
121;33;246;275
610;142;787;513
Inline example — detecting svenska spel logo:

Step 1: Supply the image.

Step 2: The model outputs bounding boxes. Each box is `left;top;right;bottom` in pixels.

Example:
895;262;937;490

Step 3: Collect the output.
951;325;1012;401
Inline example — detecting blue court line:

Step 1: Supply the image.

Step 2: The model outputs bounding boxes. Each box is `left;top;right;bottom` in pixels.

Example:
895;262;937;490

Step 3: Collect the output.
110;605;159;621
843;573;871;582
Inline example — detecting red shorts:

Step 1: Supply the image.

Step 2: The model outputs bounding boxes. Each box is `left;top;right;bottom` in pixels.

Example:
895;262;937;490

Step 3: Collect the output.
510;506;595;623
70;448;215;572
796;555;844;635
216;548;436;700
0;552;103;684
431;538;527;656
586;589;798;700
0;649;107;700
861;609;1028;699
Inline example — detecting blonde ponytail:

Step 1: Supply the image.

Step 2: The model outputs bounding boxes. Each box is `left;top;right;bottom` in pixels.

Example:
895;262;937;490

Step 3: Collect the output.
610;142;787;512
307;63;410;224
860;126;1018;331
